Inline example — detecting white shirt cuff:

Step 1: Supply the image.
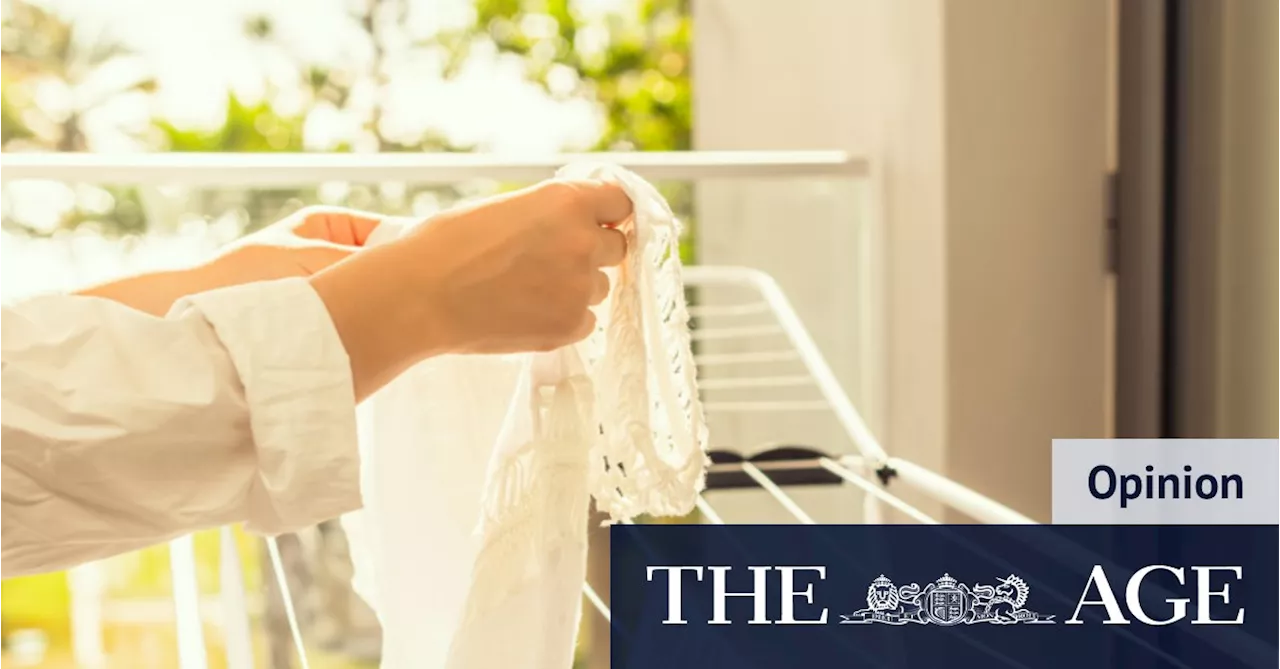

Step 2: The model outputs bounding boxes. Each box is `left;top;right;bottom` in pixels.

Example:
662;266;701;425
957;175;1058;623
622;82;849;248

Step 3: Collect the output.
176;277;362;535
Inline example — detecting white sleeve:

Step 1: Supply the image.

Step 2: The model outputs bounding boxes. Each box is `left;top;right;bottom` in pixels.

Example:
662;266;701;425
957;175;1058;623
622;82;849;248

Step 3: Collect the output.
1;277;361;578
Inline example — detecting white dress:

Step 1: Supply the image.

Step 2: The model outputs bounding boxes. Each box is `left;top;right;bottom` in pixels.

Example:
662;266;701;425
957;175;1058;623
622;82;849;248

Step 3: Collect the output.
340;163;709;669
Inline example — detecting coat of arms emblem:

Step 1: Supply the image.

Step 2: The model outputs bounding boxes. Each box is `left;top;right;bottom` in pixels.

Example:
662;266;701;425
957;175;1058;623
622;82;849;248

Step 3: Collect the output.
926;575;967;625
840;573;1055;626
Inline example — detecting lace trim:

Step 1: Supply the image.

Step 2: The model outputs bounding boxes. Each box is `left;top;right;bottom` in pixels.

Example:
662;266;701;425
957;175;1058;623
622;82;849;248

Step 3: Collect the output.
552;163;709;523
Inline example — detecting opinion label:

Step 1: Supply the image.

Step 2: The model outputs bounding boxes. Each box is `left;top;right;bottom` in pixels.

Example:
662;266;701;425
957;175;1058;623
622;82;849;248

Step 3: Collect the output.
1052;439;1279;525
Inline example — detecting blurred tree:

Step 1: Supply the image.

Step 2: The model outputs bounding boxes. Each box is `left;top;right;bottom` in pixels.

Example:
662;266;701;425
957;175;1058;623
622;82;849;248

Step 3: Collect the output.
2;1;157;237
441;0;695;263
0;0;155;150
463;0;691;152
155;93;323;237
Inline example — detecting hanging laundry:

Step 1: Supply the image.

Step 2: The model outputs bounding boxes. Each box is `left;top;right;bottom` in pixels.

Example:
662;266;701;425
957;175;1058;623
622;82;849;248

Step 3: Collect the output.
342;354;524;669
339;163;709;669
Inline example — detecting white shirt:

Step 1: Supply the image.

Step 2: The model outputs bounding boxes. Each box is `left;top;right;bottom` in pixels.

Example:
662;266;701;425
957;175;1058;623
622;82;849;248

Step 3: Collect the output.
1;277;362;578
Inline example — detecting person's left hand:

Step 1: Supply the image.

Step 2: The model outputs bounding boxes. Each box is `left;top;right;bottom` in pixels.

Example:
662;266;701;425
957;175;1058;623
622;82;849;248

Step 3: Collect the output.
76;206;393;316
212;206;386;283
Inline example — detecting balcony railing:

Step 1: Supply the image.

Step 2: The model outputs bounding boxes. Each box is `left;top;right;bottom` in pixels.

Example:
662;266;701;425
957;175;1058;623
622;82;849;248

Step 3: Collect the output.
0;150;867;185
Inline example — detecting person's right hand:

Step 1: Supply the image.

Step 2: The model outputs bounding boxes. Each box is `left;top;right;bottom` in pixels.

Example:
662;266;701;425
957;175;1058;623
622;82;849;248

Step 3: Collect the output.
398;179;632;354
308;179;633;400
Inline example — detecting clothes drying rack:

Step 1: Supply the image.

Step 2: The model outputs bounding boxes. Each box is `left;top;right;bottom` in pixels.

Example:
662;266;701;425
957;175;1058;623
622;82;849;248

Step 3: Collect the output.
571;265;1035;630
0;151;1034;669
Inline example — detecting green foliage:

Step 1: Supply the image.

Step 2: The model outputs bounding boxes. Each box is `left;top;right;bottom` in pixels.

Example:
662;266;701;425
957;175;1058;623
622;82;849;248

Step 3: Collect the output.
467;0;692;152
58;185;151;237
0;80;35;145
2;1;155;152
155;95;307;153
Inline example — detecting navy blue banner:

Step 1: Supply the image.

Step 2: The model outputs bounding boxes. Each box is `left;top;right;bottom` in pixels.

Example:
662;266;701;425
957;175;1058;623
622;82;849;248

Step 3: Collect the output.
610;525;1278;669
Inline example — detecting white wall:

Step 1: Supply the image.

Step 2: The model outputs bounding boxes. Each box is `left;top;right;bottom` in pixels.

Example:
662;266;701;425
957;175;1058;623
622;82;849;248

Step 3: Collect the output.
692;0;887;522
939;0;1110;522
693;0;1111;522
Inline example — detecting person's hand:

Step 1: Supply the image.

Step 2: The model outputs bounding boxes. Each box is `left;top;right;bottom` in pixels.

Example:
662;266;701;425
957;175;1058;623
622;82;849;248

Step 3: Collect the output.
397;179;633;354
309;179;633;399
212;206;384;283
76;206;386;316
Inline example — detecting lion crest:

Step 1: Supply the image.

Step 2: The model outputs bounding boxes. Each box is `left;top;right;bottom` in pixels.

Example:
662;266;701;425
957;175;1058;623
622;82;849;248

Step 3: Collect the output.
866;575;900;612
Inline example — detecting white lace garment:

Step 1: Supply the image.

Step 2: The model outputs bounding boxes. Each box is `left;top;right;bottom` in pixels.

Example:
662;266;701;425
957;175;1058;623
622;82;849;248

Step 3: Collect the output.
339;163;709;669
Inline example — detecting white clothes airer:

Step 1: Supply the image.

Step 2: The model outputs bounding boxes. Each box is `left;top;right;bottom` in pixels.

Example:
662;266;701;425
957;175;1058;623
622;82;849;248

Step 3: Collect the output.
327;162;709;669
